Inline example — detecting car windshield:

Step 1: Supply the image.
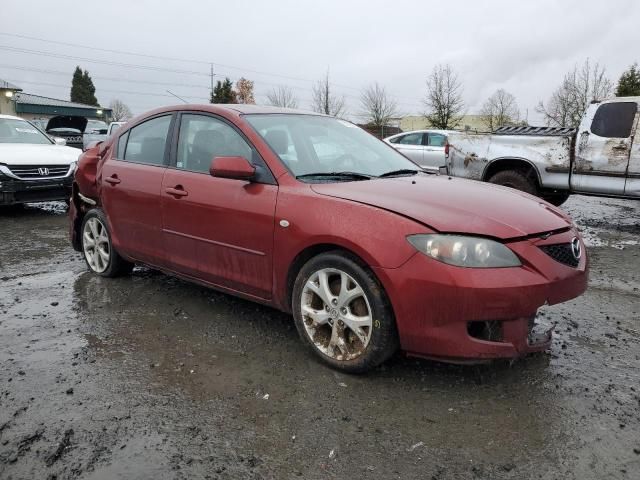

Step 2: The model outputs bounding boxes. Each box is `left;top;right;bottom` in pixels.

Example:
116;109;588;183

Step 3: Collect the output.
0;118;52;145
244;114;419;181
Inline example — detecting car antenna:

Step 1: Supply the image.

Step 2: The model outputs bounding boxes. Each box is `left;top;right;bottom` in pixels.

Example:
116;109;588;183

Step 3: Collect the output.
166;90;188;103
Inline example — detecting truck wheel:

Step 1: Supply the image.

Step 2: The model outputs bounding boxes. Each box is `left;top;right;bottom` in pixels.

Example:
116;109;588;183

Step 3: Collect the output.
542;193;570;207
488;170;538;196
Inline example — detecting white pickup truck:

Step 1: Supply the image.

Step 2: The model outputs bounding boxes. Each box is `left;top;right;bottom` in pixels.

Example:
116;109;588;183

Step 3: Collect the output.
445;97;640;205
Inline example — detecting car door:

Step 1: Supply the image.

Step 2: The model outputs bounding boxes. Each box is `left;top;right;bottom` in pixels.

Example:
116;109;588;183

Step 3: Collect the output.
161;113;278;299
422;132;447;172
391;132;425;164
570;101;637;195
623;105;640;197
101;114;174;266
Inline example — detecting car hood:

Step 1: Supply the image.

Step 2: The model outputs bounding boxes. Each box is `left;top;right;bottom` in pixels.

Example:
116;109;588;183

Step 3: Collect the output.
46;116;88;133
0;144;81;165
310;174;572;240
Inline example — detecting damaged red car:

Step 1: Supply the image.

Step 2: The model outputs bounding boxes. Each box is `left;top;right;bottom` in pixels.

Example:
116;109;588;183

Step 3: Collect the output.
69;105;588;372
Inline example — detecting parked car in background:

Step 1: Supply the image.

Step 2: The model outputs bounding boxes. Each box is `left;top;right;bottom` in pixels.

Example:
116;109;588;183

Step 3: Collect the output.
107;121;126;137
445;97;640;206
69;105;588;372
384;129;451;173
83;120;109;150
0;114;79;205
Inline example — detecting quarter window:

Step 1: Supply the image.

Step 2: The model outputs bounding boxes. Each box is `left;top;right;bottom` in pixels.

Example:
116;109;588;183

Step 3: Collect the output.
176;114;253;174
116;131;128;159
123;115;171;165
590;102;637;138
397;133;424;145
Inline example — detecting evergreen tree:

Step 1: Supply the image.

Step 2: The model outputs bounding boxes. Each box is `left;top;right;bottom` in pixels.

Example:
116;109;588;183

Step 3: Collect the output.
70;66;99;106
616;63;640;97
210;78;237;104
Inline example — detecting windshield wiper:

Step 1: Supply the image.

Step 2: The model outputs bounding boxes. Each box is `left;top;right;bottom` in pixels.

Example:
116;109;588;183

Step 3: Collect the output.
378;169;420;178
296;172;373;181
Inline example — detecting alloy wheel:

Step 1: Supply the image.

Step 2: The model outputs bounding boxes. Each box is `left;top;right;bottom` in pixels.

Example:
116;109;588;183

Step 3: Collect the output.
300;268;373;361
83;217;110;273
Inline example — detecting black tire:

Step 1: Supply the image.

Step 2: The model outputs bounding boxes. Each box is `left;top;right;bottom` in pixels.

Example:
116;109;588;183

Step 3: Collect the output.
81;208;133;278
542;192;571;207
488;169;538;196
292;251;399;373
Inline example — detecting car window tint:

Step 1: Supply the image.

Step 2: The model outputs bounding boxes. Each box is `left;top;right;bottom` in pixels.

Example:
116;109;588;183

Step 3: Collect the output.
428;133;446;147
397;133;423;145
590;102;637;138
177;114;253;173
123;116;171;165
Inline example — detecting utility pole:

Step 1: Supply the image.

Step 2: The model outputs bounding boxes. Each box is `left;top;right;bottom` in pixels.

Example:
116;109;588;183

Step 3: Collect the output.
210;63;214;101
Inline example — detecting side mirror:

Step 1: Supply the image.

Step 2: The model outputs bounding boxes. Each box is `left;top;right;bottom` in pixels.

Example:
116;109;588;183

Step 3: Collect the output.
210;156;255;180
53;137;67;146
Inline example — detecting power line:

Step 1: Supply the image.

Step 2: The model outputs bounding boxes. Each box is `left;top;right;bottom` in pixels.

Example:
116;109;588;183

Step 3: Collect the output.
0;30;424;103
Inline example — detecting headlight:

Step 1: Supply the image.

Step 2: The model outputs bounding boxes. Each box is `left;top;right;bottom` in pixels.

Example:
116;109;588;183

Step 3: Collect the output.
407;234;521;268
69;161;78;173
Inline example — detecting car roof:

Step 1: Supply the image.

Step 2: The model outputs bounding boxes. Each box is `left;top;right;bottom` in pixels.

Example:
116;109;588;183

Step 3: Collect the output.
384;129;455;140
0;114;28;121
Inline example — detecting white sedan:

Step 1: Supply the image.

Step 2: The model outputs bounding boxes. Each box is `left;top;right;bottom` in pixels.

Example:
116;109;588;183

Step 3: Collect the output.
0;114;80;205
383;129;453;173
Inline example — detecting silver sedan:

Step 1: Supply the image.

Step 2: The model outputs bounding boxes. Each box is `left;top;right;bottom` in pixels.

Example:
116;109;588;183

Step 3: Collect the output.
383;129;452;173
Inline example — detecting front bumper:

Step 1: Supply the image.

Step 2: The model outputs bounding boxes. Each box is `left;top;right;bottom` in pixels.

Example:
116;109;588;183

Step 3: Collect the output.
0;175;73;205
374;230;588;362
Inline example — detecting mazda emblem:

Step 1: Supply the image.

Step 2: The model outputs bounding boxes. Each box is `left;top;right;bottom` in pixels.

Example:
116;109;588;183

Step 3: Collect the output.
38;167;50;176
571;237;582;260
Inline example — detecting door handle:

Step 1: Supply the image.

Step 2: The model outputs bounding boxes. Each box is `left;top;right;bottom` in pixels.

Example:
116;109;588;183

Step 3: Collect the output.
104;175;121;185
165;186;188;198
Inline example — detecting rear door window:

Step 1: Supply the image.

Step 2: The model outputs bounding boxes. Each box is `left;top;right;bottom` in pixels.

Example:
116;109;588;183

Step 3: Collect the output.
397;133;424;145
427;133;446;147
590;102;637;138
123;115;172;165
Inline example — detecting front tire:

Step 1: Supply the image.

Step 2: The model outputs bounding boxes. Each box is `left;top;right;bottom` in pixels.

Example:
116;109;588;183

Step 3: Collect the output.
488;169;538;196
542;192;571;207
81;209;133;277
292;251;399;373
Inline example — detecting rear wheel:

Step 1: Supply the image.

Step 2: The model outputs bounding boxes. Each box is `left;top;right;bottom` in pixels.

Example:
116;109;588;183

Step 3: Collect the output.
81;209;133;277
488;169;538;196
292;251;399;373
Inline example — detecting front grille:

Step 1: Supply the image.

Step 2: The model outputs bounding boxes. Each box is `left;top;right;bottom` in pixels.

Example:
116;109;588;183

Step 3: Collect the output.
7;165;70;179
539;243;579;268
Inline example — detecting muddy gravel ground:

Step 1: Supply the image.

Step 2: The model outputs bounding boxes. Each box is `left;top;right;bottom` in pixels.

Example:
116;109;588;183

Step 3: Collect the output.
0;196;639;480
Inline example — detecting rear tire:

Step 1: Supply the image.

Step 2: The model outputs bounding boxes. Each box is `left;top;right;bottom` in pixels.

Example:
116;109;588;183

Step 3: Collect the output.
292;251;399;373
488;169;538;196
81;208;133;277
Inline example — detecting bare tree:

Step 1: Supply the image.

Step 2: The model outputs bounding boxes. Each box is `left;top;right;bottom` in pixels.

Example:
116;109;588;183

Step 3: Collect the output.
480;89;520;131
359;82;399;128
266;85;299;108
236;77;255;104
423;64;464;129
536;59;613;128
109;99;132;122
311;70;346;117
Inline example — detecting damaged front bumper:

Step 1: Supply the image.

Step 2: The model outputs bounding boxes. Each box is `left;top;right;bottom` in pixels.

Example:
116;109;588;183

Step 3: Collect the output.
0;174;73;205
373;229;588;363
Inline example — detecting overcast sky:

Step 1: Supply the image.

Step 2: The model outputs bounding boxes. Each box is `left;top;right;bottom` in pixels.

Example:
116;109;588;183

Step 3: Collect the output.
1;0;638;124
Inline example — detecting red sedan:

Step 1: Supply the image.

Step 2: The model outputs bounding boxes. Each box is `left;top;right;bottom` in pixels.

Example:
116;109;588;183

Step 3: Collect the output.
69;105;588;372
